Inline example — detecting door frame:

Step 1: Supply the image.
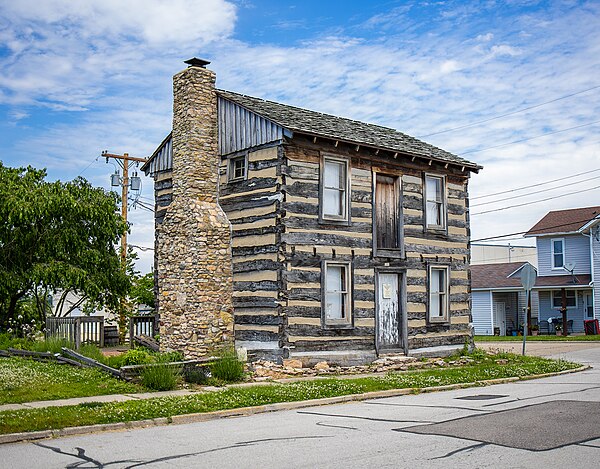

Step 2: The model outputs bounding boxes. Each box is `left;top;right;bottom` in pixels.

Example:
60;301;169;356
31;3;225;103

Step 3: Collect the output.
375;268;408;356
493;302;507;336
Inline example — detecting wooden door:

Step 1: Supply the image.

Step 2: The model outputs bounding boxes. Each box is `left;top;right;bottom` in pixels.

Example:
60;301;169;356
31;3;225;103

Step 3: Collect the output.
375;175;399;249
493;302;506;336
377;273;402;349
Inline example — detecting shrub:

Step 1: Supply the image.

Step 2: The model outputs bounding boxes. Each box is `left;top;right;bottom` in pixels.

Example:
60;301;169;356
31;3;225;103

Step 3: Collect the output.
140;362;181;391
120;349;154;366
210;347;245;383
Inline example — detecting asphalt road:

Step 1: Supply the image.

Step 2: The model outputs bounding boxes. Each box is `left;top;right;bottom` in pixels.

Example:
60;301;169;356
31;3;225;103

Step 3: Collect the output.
2;343;600;468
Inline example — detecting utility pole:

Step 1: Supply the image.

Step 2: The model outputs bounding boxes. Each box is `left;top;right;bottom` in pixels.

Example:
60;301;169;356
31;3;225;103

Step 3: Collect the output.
102;151;147;342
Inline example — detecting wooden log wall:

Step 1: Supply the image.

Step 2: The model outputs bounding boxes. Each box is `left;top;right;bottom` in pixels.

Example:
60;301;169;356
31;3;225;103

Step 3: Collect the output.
218;144;284;357
280;135;472;353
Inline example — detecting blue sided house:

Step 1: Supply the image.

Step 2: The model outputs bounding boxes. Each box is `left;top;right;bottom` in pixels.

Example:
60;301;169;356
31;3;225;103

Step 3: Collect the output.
471;206;600;335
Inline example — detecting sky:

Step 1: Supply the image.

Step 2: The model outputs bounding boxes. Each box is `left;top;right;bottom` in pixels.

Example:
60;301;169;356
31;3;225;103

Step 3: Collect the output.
1;0;600;272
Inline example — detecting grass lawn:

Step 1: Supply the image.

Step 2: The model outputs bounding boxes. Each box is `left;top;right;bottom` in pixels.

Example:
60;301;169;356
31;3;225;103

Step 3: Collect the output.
475;335;600;342
0;357;142;404
0;352;581;435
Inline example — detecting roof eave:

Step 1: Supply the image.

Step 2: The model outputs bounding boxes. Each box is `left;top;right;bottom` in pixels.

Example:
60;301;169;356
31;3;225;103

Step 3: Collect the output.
291;130;482;173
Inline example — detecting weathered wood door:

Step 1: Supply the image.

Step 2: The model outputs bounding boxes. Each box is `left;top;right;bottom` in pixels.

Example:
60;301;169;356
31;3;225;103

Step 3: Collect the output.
377;273;403;350
375;175;399;249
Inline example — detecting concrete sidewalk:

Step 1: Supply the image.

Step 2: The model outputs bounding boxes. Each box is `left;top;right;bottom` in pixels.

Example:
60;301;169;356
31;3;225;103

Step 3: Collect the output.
476;340;600;356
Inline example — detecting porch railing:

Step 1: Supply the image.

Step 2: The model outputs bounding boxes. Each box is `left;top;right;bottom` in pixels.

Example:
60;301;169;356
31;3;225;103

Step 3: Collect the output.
129;314;159;344
45;316;104;349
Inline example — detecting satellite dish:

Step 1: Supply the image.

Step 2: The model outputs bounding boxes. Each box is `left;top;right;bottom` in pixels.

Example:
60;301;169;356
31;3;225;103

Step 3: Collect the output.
564;262;576;273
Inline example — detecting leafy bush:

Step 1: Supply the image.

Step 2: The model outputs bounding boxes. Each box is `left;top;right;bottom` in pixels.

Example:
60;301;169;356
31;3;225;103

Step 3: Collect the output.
0;333;33;351
120;349;154;366
140;361;181;391
210;347;245;383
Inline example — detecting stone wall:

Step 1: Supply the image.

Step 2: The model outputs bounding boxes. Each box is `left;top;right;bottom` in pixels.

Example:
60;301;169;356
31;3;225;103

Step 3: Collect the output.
157;63;234;358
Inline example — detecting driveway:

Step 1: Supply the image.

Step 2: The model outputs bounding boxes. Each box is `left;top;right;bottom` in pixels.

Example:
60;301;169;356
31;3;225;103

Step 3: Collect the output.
1;344;600;468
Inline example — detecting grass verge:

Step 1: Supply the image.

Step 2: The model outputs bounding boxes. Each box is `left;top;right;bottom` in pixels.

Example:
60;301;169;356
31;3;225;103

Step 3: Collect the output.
0;357;142;405
0;352;580;435
475;334;600;342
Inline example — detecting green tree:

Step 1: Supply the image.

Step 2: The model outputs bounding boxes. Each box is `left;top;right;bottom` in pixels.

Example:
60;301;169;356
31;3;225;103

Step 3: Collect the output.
130;272;155;310
0;161;130;330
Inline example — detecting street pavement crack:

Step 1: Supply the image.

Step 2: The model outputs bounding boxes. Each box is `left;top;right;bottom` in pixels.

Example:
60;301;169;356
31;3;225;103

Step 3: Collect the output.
298;410;435;423
34;436;333;468
365;401;492;413
316;421;359;430
429;442;487;459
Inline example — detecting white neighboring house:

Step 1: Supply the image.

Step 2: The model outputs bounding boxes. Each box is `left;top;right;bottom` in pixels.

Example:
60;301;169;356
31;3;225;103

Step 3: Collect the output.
50;290;112;320
471;243;537;267
471;262;539;336
471;206;600;335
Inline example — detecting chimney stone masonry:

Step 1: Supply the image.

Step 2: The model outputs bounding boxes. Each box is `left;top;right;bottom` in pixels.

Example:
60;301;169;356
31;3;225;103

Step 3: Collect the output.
156;60;234;358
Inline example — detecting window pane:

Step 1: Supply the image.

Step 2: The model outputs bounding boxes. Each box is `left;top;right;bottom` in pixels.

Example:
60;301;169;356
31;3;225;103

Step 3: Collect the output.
427;201;440;226
430;293;441;317
326;266;343;291
554;253;564;268
426;177;441;202
553;240;563;254
324;161;344;189
324;188;343;216
326;293;344;319
430;269;441;293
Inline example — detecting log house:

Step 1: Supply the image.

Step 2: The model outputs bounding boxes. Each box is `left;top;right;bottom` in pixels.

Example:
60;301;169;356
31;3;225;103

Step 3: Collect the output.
142;59;482;364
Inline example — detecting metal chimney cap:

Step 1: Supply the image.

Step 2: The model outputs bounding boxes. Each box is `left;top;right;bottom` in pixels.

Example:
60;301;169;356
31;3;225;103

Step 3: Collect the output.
184;57;211;68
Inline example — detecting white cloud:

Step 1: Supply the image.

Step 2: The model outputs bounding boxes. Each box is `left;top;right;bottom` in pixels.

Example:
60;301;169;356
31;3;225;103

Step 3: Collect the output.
2;0;600;271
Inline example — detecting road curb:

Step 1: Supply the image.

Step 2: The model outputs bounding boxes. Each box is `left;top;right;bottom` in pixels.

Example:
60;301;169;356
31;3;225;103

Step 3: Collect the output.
0;365;590;445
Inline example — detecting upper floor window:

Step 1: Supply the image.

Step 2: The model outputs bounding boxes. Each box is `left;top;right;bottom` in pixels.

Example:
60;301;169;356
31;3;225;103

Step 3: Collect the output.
323;261;352;327
228;155;247;182
428;265;450;322
425;175;446;230
321;156;349;222
551;238;565;269
374;174;401;251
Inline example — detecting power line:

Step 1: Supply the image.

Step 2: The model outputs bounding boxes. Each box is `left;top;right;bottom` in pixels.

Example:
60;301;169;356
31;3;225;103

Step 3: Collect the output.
472;167;600;200
419;84;600;138
459;119;600;156
471;216;599;242
471;183;600;215
471;173;600;207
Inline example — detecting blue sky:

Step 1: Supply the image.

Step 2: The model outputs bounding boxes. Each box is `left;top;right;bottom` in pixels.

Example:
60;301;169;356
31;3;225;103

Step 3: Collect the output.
1;0;600;272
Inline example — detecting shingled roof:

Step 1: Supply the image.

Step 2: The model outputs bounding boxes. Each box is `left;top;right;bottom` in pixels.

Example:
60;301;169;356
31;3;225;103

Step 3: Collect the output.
525;206;600;237
217;89;481;171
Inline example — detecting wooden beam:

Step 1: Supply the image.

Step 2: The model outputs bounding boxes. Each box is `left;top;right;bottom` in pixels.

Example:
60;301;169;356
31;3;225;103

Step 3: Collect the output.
355;145;360;152
394;152;398;159
313;136;317;144
411;156;416;162
335;140;339;147
375;149;379;155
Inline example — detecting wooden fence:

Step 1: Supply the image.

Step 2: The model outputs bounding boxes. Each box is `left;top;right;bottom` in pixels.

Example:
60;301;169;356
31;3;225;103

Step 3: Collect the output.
129;314;159;344
45;316;104;349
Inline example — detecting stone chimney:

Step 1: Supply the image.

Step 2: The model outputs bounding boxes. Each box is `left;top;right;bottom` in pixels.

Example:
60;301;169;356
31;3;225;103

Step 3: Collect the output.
157;58;234;358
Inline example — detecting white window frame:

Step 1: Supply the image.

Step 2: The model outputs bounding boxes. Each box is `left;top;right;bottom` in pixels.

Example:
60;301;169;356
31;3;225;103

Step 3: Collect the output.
227;154;248;182
322;261;352;328
585;293;594;319
320;155;350;223
551;238;565;270
552;290;577;309
424;174;447;231
428;265;450;323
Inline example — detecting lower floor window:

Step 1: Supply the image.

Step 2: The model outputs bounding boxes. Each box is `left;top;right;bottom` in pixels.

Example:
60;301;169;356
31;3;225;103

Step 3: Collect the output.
324;262;352;326
552;290;577;308
429;266;449;322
